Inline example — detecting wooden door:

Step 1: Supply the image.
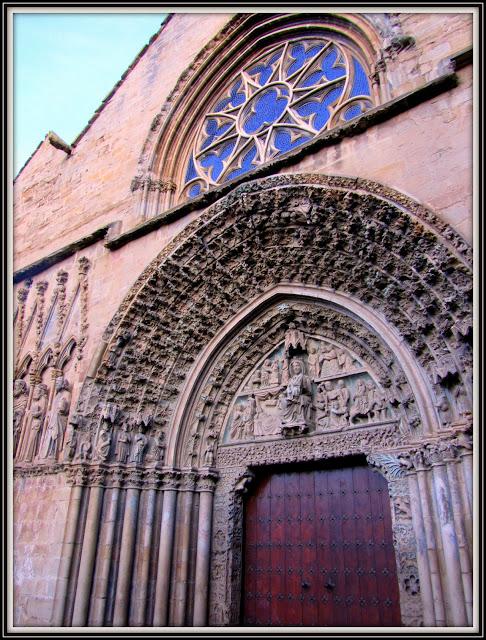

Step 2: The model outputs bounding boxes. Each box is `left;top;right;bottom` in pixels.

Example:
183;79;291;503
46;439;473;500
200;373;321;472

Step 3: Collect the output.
242;463;402;626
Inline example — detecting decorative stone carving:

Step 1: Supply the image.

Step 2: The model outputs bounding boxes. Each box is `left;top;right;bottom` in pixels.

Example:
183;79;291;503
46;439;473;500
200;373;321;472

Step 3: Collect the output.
95;424;112;461
115;423;132;464
131;431;147;464
279;359;312;436
40;375;72;460
13;379;29;456
23;383;49;462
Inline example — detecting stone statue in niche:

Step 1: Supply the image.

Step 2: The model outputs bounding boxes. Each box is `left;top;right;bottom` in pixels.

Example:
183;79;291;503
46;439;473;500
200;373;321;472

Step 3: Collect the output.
453;385;470;417
95;425;112;461
131;431;147;464
13;379;29;456
153;431;166;462
284;323;306;355
40;375;72;460
78;437;92;461
279;359;312;436
63;418;78;462
23;383;49;461
435;393;452;425
115;423;132;464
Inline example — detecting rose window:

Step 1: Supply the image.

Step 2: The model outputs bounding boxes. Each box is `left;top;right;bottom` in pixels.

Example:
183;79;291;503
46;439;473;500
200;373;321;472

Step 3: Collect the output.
180;37;373;200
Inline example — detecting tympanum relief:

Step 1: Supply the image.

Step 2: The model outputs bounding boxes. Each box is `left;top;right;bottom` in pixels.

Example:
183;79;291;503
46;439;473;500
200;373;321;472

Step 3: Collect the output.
224;330;395;444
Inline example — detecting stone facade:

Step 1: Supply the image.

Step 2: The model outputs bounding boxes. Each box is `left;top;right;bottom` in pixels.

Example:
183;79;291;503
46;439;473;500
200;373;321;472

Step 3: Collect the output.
12;12;474;628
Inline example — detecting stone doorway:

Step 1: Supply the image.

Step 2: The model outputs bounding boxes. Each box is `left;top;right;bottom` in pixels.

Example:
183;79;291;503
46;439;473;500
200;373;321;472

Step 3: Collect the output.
241;460;402;626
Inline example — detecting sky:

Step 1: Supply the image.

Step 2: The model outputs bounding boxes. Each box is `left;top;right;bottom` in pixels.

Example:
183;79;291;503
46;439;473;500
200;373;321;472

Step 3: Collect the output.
13;12;167;176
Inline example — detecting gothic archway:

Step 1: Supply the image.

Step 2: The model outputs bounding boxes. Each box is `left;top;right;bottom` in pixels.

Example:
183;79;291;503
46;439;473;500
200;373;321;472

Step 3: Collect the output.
54;174;472;627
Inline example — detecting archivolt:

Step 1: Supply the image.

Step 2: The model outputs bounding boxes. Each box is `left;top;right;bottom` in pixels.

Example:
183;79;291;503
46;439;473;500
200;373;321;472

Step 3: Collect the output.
74;174;472;469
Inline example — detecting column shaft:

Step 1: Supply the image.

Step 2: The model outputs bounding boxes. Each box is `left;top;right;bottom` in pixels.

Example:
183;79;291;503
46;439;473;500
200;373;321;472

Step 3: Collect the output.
112;487;141;626
172;488;194;626
416;469;446;625
193;490;214;626
89;487;120;626
129;488;157;626
51;484;84;626
153;489;177;626
71;485;104;626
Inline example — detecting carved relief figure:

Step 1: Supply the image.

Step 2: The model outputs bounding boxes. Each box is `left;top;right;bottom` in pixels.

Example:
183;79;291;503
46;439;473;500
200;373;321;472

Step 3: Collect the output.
372;387;389;421
331;379;350;427
115;423;132;464
279;357;289;385
132;431;147;464
319;343;340;377
337;349;355;371
96;425;112;461
40;375;71;460
63;420;78;461
435;393;452;425
13;379;29;456
350;379;372;424
153;431;166;462
230;403;246;441
23;383;48;461
243;396;257;437
269;359;280;385
279;359;312;435
260;359;274;387
307;346;321;379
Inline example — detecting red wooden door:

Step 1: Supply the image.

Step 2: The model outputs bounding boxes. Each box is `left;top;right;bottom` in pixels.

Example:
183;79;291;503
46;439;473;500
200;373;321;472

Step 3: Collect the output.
242;463;402;626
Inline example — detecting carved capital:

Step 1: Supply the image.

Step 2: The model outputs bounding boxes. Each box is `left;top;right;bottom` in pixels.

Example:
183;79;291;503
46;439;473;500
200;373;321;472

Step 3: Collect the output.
196;471;219;493
161;470;181;491
366;453;406;480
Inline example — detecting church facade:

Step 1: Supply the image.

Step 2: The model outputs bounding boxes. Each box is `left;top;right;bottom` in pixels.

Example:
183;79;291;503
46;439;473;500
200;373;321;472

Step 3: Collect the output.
12;13;474;628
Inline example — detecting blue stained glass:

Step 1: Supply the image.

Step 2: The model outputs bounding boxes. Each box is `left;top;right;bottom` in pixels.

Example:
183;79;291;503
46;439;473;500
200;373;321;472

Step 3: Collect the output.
321;48;347;81
224;145;258;182
295;85;344;130
189;184;202;197
201;118;233;150
274;129;311;154
214;79;245;112
343;104;363;121
287;43;324;77
200;141;235;181
185;156;197;182
242;87;289;134
349;58;370;97
248;52;281;85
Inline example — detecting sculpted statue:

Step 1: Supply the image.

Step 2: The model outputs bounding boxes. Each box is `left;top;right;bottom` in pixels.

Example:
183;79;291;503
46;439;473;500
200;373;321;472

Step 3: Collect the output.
279;357;290;385
453;385;470;417
435;393;452;424
337;349;355;371
319;343;340;377
279;359;312;435
230;403;246;440
115;423;132;464
260;359;274;387
307;346;321;379
269;359;280;385
153;431;166;462
316;380;349;429
63;419;78;461
131;431;147;464
13;379;29;456
40;375;71;460
350;379;373;423
96;425;112;461
284;323;306;355
23;383;49;461
371;386;389;421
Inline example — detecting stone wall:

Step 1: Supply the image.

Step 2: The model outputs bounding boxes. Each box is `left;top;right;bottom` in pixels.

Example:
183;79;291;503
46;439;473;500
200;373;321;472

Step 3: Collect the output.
13;473;71;626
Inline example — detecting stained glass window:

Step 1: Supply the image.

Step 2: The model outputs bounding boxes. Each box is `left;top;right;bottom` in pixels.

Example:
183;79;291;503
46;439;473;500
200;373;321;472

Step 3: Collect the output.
180;37;373;201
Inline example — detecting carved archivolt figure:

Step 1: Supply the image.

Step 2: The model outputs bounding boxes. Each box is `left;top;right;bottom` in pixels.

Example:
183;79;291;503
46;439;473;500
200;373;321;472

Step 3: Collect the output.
23;383;48;461
40;375;71;460
435;393;452;425
279;359;312;434
115;423;132;464
13;379;29;456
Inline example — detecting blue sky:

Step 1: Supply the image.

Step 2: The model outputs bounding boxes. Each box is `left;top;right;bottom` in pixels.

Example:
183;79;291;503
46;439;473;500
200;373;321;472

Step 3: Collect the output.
13;12;167;176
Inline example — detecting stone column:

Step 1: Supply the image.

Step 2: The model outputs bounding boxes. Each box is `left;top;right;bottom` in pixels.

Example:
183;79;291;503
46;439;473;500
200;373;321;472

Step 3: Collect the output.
153;473;179;626
89;481;121;626
71;475;105;626
193;473;217;626
51;480;84;626
457;446;473;557
129;478;159;626
172;473;196;626
112;473;142;626
413;451;446;626
406;470;436;626
427;444;468;626
442;445;473;625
